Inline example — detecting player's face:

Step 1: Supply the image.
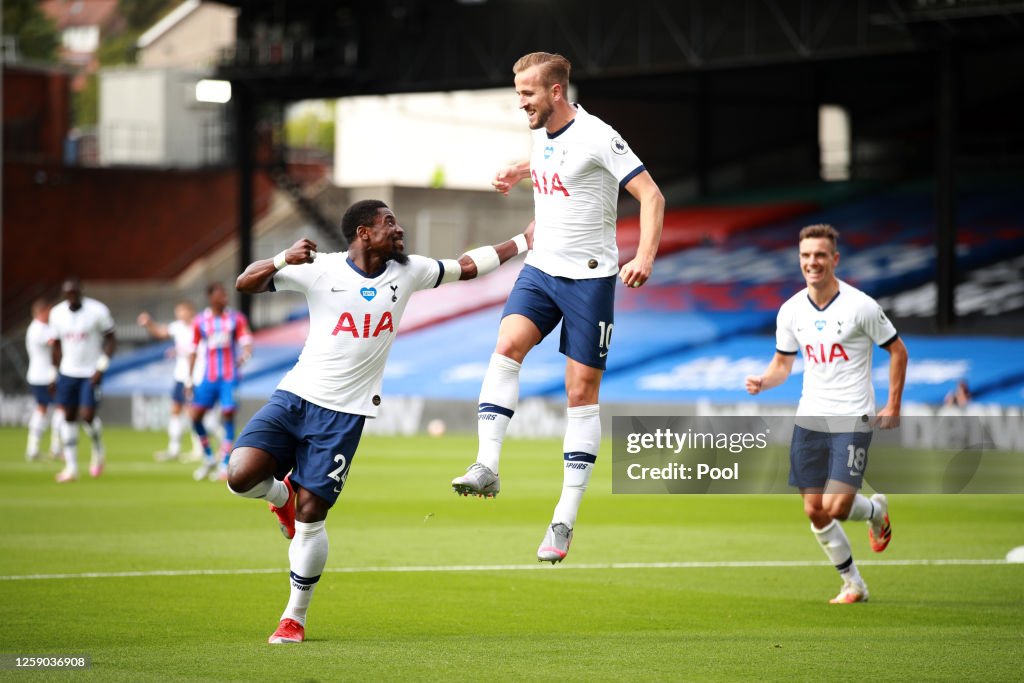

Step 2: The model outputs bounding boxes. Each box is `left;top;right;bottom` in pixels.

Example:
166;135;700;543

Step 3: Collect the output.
515;65;555;131
174;304;194;322
799;237;839;287
62;282;82;311
364;208;408;265
208;286;228;309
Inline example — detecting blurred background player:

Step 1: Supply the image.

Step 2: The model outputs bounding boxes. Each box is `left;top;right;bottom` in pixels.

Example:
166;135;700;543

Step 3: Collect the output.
189;282;253;481
137;301;201;461
451;52;664;564
228;200;529;644
25;297;63;461
49;277;117;482
745;224;908;604
944;379;972;407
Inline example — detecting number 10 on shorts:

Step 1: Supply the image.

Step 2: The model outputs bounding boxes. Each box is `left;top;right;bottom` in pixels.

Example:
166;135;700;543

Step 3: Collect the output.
597;321;613;356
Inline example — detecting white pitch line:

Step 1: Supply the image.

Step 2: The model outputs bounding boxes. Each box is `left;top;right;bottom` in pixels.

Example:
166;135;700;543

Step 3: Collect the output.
0;558;1012;582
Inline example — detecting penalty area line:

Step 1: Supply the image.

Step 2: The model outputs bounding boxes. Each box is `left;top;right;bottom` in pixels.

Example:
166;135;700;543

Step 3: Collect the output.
0;557;1011;581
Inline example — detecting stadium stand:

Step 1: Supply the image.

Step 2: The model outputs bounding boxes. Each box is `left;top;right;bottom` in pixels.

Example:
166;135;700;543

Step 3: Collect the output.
103;179;1024;409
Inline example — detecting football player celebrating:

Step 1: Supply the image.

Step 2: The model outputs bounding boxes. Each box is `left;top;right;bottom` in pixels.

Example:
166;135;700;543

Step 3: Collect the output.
450;51;664;564
230;200;531;644
745;224;909;604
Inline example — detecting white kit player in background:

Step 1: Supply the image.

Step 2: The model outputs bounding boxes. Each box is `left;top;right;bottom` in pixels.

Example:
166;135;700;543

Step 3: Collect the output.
451;51;665;564
49;277;117;483
228;199;531;644
138;300;201;461
24;298;64;460
745;224;908;604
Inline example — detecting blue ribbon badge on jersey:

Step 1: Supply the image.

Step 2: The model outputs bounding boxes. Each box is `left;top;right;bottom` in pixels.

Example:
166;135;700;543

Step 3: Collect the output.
815;320;826;331
360;287;377;301
543;145;554;159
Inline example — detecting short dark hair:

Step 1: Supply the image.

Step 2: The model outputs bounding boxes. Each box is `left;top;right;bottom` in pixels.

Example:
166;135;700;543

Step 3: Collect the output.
799;224;840;251
206;282;226;297
341;199;389;244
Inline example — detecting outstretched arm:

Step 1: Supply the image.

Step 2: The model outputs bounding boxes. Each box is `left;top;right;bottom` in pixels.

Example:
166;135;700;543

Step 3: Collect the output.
136;312;169;340
441;221;534;283
619;171;664;289
236;238;318;294
745;352;796;395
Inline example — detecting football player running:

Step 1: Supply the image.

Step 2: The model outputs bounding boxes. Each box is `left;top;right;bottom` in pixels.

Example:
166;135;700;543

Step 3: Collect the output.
230;200;531;644
746;224;908;604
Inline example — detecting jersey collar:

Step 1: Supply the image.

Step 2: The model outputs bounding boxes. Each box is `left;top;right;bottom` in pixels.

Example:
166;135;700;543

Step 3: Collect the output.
346;255;387;279
546;104;579;139
806;288;841;312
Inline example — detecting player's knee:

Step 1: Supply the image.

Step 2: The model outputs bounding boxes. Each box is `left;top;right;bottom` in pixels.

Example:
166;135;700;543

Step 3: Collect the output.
225;450;262;492
828;499;853;521
803;498;824;519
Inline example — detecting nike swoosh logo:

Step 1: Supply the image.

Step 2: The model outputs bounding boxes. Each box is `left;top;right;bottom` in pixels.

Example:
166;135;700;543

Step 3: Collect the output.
599;351;609;358
331;287;346;292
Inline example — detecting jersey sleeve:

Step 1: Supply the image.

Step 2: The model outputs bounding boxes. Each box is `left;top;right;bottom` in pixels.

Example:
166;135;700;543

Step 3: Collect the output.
858;297;899;347
593;124;646;188
273;259;324;294
407;254;445;291
95;302;116;335
775;303;799;355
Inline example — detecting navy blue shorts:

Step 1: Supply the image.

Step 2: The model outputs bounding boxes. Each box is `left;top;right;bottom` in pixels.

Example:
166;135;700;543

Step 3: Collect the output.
30;384;53;407
192;378;238;412
56;375;100;410
234;390;366;507
503;264;616;370
789;425;873;489
171;381;187;404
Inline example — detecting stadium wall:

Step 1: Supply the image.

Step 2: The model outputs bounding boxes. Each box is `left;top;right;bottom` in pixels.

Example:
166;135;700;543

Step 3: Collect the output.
1;162;273;332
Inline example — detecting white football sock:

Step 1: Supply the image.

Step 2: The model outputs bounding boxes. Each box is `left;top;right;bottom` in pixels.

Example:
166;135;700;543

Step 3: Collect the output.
551;404;601;528
167;413;184;456
282;520;328;626
845;494;875;522
82;417;104;461
49;410;64;455
812;519;862;583
61;420;79;473
476;353;521;474
27;410;45;455
228;476;289;508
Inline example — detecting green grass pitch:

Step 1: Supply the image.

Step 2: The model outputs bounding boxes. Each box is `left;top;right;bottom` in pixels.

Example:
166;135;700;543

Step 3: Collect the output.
1;426;1022;681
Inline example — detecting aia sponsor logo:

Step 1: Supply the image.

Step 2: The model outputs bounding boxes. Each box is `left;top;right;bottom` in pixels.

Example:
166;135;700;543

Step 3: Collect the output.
532;170;569;197
805;343;849;364
332;312;394;338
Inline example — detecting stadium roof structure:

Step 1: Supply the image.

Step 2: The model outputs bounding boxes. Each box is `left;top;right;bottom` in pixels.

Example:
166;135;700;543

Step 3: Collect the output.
210;0;1024;100
207;0;1024;329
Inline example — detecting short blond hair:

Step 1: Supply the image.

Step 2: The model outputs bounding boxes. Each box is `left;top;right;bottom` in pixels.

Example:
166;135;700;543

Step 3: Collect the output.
799;224;839;251
513;52;571;91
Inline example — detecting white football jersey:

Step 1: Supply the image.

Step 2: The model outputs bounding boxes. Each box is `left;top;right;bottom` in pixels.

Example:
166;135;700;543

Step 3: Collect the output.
776;279;898;417
49;297;115;379
525;104;645;279
168;319;197;384
25;319;56;386
272;252;445;416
